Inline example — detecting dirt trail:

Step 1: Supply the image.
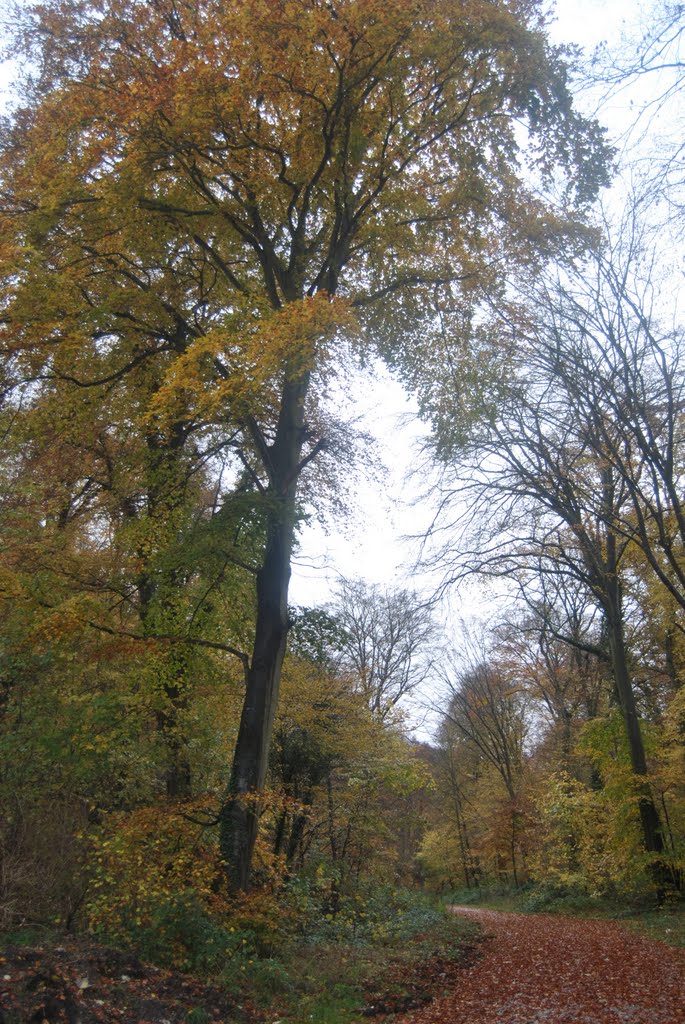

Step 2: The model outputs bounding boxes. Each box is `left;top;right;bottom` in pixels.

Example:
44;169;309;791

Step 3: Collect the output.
395;907;685;1024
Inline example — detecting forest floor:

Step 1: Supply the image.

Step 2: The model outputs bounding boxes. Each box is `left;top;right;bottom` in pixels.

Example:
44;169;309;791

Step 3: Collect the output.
0;937;253;1024
3;905;685;1023
0;909;480;1024
394;906;685;1024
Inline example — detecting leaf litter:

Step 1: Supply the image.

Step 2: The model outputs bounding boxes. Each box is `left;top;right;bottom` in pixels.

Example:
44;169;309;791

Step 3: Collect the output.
394;908;685;1024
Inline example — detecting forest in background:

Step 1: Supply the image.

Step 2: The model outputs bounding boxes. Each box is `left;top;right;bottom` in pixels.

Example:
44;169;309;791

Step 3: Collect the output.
0;1;684;1020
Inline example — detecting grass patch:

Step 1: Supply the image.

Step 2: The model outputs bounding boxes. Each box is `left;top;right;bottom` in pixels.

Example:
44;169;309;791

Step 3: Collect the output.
442;884;685;948
616;905;685;947
0;924;53;946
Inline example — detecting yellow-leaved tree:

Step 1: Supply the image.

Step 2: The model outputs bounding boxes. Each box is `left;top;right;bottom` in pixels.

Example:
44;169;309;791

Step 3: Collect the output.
1;0;611;888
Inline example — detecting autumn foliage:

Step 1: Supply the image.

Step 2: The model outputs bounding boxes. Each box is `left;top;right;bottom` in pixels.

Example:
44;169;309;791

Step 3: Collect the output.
3;8;684;1023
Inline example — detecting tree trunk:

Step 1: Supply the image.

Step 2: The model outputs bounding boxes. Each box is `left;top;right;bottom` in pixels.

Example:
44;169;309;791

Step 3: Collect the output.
454;797;472;889
286;809;308;868
273;810;288;859
219;371;310;890
157;678;192;799
604;596;665;859
139;578;193;801
447;753;473;888
597;471;668;888
138;428;194;800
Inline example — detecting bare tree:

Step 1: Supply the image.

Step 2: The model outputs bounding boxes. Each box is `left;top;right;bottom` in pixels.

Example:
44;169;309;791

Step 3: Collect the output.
528;218;685;620
588;1;684;223
331;578;438;722
442;661;527;804
422;229;683;880
493;597;607;766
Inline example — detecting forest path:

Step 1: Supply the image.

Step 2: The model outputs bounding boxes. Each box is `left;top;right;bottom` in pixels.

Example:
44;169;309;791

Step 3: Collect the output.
395;906;685;1024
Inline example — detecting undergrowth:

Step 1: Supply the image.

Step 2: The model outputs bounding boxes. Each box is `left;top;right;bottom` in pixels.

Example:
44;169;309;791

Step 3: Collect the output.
259;885;480;1024
77;877;480;1023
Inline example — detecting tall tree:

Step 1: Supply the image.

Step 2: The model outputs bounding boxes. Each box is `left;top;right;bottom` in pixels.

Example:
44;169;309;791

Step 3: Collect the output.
420;260;682;883
442;659;527;805
526;218;685;619
1;0;610;888
493;601;607;766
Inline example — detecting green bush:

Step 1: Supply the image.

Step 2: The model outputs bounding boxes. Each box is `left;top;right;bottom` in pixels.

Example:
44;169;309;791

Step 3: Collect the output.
123;894;244;972
93;891;266;976
522;883;597;914
280;876;449;947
